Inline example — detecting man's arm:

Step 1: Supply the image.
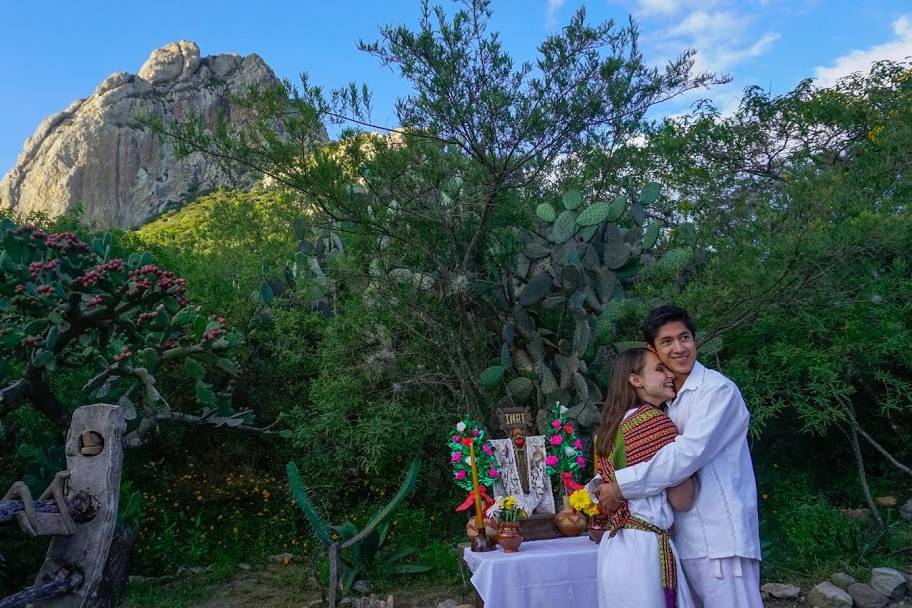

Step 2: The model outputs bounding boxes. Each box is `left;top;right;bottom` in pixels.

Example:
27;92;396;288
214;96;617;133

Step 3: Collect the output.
613;379;750;501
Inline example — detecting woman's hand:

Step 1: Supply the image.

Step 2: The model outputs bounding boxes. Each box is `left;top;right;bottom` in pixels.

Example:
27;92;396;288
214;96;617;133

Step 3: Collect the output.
595;482;625;514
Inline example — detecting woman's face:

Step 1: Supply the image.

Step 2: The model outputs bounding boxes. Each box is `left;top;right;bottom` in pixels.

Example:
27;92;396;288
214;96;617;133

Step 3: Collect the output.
629;350;676;405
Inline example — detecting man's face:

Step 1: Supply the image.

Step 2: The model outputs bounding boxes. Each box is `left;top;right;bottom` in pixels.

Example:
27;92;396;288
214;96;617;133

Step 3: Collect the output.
652;321;697;376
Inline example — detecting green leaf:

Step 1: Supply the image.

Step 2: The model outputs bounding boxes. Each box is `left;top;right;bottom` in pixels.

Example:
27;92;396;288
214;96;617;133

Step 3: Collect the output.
23;319;49;336
642;223;660;249
184;357;205;381
33;349;56;370
479;365;505;387
215;358;239;374
550;210;578;243
606;196;626;222
629;202;646;226
259;280;274;306
195;380;216;406
638;181;662;205
536;203;556;223
562;189;583;210
171;306;196;327
135;348;160;371
576;202;611;227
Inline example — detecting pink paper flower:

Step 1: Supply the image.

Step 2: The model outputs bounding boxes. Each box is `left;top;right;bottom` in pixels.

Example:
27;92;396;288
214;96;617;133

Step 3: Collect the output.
573;438;583;450
545;455;558;466
576;456;586;468
452;435;461;443
550;434;563;446
471;428;480;436
451;451;463;462
482;443;494;456
455;470;467;481
551;419;562;429
489;467;500;479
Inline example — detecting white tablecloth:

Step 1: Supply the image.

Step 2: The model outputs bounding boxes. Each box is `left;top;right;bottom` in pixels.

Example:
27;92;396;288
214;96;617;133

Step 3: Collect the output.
463;536;598;608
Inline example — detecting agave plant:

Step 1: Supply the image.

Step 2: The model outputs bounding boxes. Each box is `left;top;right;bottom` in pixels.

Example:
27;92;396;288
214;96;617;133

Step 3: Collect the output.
287;458;424;606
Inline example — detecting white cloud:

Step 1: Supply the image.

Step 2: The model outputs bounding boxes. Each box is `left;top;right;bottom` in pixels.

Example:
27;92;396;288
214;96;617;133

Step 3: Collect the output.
546;0;566;31
635;0;718;17
814;14;912;87
660;10;779;73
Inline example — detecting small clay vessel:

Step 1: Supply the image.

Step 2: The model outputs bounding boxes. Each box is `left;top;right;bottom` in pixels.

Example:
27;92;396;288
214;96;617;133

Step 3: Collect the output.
588;514;608;543
554;496;587;536
496;522;524;552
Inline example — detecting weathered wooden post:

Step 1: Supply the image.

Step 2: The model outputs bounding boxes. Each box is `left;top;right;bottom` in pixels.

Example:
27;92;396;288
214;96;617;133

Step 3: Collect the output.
0;404;125;608
36;404;125;608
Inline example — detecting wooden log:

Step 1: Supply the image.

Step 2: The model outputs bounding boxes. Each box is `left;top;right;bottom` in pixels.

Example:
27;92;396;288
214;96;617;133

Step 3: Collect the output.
0;572;82;608
0;493;96;525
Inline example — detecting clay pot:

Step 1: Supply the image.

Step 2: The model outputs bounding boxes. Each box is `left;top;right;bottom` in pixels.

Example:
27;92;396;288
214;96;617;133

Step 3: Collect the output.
554;496;587;537
496;522;524;552
466;516;499;543
588;514;608;543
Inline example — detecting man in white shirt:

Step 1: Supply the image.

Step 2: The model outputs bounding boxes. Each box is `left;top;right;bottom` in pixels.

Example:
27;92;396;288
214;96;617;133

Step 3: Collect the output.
597;304;763;607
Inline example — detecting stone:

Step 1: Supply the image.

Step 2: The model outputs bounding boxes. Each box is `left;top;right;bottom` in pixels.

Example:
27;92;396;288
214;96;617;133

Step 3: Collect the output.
237;562;251;571
0;41;325;229
269;552;298;565
900;498;912;521
352;579;372;595
876;496;898;508
807;582;853;608
871;568;909;599
434;601;459;608
841;507;872;520
831;572;857;590
761;583;801;599
848;583;890;608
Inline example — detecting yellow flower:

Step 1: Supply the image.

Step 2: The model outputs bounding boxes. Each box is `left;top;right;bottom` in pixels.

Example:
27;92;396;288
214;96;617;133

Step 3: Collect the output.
502;496;518;509
569;489;599;517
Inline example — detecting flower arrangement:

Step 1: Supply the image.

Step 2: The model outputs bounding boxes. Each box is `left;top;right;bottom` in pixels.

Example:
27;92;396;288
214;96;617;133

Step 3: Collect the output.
544;404;586;492
448;418;500;492
486;495;528;523
568;488;599;517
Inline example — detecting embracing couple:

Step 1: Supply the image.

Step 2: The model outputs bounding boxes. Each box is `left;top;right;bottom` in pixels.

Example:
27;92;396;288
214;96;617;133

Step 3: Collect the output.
591;304;762;608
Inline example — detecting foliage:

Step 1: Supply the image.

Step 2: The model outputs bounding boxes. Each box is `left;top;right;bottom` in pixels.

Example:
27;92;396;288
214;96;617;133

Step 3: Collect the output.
485;495;527;522
0;220;251;446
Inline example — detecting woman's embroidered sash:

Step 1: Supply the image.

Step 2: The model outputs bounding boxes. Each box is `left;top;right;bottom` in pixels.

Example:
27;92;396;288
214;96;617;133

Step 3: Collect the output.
597;404;679;608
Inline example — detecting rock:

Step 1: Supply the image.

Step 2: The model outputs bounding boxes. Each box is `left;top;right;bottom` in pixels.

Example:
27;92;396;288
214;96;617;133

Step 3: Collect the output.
268;552;298;565
237;562;251;571
841;507;872;520
900;498;912;521
848;583;890;608
434;601;459;608
761;583;801;599
807;582;853;608
876;496;898;508
0;41;325;229
175;565;210;577
871;568;909;599
352;579;372;595
831;572;857;590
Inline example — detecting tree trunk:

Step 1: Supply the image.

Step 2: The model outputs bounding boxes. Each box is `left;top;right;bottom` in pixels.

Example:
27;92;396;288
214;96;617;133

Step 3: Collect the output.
94;525;136;608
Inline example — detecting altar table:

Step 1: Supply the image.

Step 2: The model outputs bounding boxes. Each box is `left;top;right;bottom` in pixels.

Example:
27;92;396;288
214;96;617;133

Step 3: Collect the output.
463;536;599;608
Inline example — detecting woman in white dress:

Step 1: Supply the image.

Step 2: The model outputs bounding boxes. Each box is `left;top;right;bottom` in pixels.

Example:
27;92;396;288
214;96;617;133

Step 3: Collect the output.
594;347;696;608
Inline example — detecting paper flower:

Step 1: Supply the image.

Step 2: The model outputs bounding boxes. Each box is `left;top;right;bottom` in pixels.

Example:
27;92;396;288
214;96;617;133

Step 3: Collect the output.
489;467;500;479
482;443;494;456
456;421;466;432
573;438;583;450
576;456;586;468
545;454;558;466
455;470;467;481
451;452;462;462
564;446;576;456
551;419;563;429
550;434;563;446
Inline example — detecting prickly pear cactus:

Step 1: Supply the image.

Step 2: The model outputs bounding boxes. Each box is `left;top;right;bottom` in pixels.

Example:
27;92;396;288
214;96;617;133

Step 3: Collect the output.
480;182;664;430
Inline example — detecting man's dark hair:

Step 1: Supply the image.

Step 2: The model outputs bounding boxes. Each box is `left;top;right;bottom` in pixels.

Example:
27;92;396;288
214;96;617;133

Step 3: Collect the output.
642;304;696;346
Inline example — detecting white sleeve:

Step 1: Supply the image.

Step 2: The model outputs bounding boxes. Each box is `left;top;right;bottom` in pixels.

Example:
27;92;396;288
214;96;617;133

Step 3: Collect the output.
614;381;749;500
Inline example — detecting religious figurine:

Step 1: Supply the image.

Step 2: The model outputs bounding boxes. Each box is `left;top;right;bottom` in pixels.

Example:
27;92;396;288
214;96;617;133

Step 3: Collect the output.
490;406;555;515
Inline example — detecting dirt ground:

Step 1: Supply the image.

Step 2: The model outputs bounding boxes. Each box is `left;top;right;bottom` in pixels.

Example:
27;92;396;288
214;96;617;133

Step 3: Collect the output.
122;563;825;608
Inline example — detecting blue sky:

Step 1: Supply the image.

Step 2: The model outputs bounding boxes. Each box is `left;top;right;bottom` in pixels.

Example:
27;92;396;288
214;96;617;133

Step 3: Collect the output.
1;0;911;175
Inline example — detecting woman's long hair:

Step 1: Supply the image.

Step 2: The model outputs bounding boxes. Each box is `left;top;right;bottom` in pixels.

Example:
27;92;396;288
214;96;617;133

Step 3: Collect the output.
596;347;651;459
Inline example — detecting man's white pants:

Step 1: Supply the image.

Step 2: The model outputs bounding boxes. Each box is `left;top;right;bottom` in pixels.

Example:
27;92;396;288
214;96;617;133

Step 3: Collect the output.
681;556;763;608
